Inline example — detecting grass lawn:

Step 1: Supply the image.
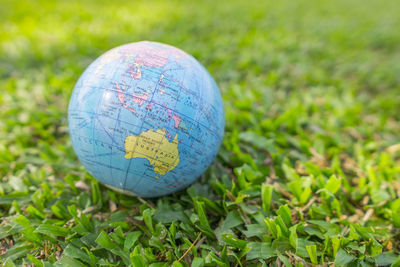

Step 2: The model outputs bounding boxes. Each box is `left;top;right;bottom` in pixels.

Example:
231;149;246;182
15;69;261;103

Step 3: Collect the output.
1;0;400;266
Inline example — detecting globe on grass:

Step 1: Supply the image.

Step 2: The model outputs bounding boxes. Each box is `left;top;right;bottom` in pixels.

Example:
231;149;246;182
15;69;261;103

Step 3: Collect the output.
68;41;225;197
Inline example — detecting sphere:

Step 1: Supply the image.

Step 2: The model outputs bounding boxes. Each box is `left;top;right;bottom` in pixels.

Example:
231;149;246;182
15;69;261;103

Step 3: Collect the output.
68;41;225;197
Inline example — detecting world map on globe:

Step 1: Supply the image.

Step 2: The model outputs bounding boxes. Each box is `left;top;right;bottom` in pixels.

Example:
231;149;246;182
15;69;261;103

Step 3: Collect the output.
68;41;225;197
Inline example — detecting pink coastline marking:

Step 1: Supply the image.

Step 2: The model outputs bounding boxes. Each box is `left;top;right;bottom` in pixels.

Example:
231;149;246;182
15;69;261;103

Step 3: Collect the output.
115;81;137;114
132;92;148;106
167;109;182;129
116;81;126;103
172;115;181;128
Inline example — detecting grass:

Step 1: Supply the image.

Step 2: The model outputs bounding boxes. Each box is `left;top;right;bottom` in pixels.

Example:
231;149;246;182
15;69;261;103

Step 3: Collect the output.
1;0;400;266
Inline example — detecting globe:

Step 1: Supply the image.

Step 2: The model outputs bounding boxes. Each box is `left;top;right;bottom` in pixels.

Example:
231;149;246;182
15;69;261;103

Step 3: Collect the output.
68;41;225;197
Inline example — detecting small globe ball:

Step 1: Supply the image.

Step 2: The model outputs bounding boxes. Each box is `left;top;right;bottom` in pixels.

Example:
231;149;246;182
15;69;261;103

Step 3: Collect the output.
68;41;225;197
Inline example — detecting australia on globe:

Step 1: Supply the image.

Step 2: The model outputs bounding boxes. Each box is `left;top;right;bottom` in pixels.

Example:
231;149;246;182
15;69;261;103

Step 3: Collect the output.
68;41;225;197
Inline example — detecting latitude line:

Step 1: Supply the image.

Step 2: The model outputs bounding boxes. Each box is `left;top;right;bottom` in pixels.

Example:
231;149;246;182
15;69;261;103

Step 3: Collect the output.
69;87;222;141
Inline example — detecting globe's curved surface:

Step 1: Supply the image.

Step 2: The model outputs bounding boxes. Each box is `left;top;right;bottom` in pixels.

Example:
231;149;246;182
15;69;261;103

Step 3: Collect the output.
68;41;225;197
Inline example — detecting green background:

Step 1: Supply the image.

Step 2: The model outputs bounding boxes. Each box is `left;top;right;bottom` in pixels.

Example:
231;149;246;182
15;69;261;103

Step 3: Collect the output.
1;0;400;266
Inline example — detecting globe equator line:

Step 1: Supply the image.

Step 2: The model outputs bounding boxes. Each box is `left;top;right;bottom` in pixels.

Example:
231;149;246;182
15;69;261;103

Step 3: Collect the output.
83;83;222;138
72;108;222;147
69;103;222;142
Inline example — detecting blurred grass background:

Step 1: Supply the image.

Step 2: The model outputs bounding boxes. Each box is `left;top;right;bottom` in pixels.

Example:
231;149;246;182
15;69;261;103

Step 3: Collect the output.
1;0;400;266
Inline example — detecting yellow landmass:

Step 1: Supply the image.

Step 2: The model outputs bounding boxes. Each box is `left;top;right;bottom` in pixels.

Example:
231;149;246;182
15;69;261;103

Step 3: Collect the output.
124;129;180;175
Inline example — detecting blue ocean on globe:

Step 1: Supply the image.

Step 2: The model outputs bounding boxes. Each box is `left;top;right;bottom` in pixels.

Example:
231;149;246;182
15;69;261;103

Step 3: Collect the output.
68;41;225;197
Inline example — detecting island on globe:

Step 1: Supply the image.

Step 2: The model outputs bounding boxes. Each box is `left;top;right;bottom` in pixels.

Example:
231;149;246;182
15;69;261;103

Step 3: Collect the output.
68;41;225;197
